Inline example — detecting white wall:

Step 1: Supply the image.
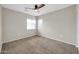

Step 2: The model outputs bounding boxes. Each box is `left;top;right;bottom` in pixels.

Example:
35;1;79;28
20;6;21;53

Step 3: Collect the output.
0;5;2;52
38;5;76;45
2;8;36;43
77;5;79;50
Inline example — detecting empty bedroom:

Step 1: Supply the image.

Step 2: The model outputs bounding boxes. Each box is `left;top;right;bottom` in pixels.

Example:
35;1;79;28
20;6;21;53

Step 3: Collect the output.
0;4;79;54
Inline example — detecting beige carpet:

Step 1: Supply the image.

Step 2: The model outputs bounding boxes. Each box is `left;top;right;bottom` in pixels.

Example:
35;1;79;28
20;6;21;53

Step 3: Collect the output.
1;35;78;54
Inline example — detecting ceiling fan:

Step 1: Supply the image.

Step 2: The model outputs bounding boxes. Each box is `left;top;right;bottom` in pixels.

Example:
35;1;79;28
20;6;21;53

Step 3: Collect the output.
25;4;45;12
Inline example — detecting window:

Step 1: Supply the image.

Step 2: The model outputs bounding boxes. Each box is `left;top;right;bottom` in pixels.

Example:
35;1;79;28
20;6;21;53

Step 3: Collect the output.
27;18;36;30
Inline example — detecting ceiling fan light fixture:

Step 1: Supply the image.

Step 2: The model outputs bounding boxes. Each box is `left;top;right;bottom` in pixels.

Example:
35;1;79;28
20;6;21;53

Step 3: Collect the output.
34;9;38;12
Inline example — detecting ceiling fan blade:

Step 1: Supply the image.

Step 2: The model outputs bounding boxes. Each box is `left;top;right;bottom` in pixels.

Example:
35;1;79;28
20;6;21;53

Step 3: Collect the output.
25;7;34;10
25;4;45;11
37;4;45;9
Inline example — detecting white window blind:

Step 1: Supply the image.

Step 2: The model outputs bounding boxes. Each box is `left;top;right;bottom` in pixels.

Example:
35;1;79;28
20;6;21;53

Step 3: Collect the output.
27;16;36;30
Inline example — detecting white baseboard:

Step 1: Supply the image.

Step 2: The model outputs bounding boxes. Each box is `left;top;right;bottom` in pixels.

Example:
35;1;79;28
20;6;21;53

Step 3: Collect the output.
3;35;36;44
38;34;76;46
